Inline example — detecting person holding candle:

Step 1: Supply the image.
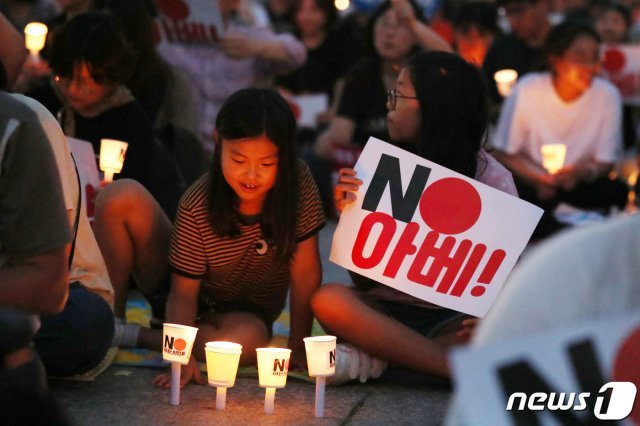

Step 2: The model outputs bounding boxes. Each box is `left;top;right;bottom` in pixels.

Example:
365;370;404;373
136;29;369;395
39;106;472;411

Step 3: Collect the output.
493;21;628;239
312;51;517;383
95;88;325;386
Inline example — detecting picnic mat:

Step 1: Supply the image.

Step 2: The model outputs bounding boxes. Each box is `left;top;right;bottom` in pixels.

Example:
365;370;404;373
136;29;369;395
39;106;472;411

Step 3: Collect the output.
113;296;324;383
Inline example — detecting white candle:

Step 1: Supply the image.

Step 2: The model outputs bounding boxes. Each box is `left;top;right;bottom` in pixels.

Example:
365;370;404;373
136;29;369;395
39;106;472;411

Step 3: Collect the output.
99;139;128;183
24;22;48;60
494;69;518;97
540;144;567;174
304;336;336;418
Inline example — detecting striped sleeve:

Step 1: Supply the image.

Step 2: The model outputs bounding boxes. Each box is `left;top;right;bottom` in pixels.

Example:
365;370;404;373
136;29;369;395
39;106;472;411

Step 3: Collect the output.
169;177;208;278
296;160;325;242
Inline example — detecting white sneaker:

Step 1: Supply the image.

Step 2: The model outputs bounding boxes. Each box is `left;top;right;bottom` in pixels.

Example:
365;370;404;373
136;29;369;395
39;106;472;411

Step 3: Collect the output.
328;343;387;385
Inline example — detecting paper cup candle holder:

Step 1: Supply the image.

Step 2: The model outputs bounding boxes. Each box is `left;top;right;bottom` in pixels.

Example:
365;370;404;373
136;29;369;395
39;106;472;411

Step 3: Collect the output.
24;22;48;62
162;323;198;406
99;138;128;183
205;341;243;410
256;348;292;414
304;336;337;418
494;69;518;97
540;144;567;175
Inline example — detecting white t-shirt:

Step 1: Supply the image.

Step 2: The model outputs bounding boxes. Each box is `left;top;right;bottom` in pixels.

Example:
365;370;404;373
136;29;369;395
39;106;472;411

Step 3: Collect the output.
493;73;622;165
12;94;114;308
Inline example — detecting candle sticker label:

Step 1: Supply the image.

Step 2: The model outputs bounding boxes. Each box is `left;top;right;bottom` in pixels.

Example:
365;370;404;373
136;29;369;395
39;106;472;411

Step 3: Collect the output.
272;358;290;376
164;336;187;357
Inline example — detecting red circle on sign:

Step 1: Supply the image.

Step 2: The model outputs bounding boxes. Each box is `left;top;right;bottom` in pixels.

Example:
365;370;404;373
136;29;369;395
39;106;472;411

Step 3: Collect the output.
155;0;190;20
612;325;640;424
174;338;187;351
602;48;626;73
419;178;482;235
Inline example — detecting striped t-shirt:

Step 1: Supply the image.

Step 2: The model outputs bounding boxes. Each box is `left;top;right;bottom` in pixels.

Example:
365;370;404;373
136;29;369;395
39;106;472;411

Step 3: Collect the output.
169;161;325;321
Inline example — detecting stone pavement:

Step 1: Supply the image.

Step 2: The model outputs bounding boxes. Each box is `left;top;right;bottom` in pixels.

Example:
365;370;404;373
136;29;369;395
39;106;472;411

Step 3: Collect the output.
49;220;453;425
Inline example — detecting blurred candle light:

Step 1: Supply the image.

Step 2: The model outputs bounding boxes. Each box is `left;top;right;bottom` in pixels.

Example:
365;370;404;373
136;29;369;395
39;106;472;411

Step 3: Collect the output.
162;323;199;406
205;341;242;411
304;336;336;418
335;0;350;11
540;144;567;174
24;22;48;61
256;348;291;414
99;139;128;183
494;69;518;97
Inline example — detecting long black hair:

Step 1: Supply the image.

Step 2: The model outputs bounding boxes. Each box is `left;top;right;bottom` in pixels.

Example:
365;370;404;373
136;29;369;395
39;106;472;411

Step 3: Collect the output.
365;0;426;61
208;88;298;268
48;11;134;85
406;51;488;178
543;21;601;70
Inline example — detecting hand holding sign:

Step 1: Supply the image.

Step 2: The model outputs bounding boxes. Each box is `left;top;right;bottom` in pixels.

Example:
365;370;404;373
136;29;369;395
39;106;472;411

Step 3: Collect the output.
330;138;542;317
334;168;363;212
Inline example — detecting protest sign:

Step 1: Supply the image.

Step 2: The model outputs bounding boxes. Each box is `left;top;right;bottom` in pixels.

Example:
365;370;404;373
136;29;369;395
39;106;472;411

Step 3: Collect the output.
329;137;542;317
601;44;640;105
67;137;100;220
152;0;224;46
451;313;640;425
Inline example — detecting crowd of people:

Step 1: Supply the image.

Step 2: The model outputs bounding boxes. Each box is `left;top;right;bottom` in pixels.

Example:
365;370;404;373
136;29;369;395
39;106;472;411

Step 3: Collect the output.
0;0;639;420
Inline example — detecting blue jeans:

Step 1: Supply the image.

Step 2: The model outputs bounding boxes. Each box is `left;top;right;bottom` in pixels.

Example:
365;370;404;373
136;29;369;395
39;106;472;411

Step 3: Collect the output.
34;283;114;376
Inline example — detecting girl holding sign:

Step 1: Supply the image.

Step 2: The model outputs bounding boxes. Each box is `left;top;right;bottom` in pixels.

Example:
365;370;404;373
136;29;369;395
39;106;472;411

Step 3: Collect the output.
312;51;517;381
96;88;325;387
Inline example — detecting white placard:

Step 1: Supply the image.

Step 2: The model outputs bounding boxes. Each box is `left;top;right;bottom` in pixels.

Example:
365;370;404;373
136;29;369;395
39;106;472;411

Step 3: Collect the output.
601;44;640;106
67;137;100;220
451;313;640;425
152;0;224;46
329;137;543;317
293;94;329;128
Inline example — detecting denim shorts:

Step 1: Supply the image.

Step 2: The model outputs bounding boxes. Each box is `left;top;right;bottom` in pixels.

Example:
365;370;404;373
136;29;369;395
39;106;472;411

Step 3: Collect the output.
369;299;467;338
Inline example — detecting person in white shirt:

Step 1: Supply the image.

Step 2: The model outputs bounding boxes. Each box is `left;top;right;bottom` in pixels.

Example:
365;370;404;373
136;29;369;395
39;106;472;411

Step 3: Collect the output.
493;21;628;239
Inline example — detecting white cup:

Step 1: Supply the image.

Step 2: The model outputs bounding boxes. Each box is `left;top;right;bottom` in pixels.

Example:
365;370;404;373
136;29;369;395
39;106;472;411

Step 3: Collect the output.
256;348;291;388
540;143;567;174
205;341;242;387
99;138;128;182
304;336;337;377
162;323;198;365
494;69;518;97
24;22;47;57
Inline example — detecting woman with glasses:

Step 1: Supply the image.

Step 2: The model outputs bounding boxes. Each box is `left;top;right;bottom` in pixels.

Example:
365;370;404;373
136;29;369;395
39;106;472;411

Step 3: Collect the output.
27;12;157;197
314;0;452;159
493;21;628;239
311;51;517;384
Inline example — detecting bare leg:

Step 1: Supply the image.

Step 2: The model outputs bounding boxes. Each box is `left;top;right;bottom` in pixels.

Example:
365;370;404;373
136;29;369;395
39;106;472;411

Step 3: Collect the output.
192;312;270;365
93;180;172;319
312;283;467;378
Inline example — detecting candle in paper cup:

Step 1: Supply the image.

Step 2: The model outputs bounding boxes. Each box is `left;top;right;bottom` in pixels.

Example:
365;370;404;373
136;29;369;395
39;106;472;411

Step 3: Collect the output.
162;323;198;364
494;69;518;97
540;143;567;174
162;323;198;406
256;347;291;414
304;336;336;418
24;22;48;59
99;139;128;182
205;341;242;411
304;336;336;377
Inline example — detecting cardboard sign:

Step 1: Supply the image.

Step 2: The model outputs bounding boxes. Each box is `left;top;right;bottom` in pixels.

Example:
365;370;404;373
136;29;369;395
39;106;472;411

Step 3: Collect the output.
329;138;542;317
451;313;640;425
67;137;100;220
293;94;329;129
601;44;640;106
152;0;224;46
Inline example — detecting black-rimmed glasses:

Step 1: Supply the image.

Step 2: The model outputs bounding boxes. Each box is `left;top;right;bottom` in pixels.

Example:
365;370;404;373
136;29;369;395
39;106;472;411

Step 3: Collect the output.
386;89;417;110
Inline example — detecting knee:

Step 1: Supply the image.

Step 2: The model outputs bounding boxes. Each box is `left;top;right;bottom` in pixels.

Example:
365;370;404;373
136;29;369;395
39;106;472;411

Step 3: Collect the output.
95;179;152;221
311;283;353;321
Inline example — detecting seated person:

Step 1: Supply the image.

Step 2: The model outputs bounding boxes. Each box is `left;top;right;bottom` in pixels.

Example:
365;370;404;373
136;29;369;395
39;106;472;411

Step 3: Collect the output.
493;21;628;239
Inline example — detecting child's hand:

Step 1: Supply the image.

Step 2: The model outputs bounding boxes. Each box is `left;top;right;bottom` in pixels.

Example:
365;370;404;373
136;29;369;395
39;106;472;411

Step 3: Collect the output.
334;168;362;213
456;318;480;342
151;357;205;388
